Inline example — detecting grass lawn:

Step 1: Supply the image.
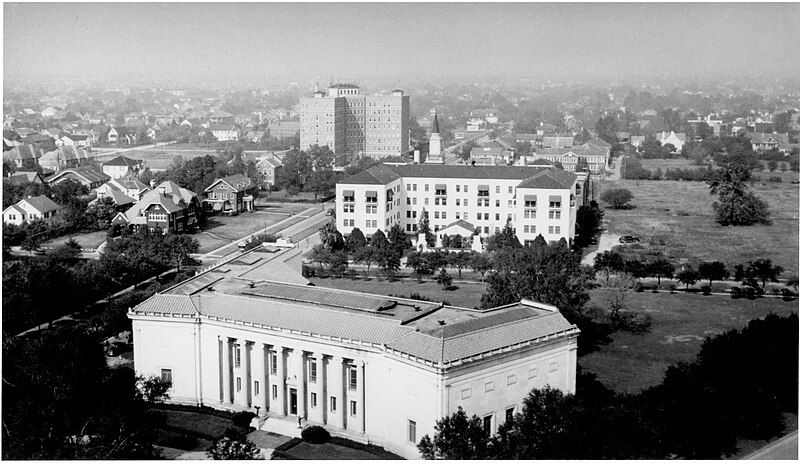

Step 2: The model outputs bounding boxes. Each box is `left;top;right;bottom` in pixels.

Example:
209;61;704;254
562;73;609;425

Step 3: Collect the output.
40;230;107;250
639;158;705;171
599;179;799;273
148;409;240;440
308;276;488;308
578;290;798;393
195;205;311;254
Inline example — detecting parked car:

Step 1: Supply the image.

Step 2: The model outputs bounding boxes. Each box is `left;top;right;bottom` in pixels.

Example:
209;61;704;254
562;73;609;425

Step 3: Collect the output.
619;235;640;243
589;236;598;245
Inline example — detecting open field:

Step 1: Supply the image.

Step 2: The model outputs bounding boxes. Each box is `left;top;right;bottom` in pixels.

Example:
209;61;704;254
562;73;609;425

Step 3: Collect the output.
579;290;798;393
195;205;310;254
639;158;705;171
598;179;799;274
40;230;107;250
92;148;217;171
308;276;487;308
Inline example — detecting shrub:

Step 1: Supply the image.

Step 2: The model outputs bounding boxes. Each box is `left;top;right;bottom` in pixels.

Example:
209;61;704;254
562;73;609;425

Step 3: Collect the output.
231;411;256;429
781;288;797;301
700;285;712;296
730;286;743;299
301;425;331;444
633;282;644;292
768;176;783;183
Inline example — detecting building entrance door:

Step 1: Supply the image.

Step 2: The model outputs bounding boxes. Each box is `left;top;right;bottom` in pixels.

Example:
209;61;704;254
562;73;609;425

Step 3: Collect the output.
289;388;297;415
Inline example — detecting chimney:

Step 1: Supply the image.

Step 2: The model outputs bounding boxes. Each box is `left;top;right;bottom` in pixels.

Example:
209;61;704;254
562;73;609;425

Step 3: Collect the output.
149;179;156;188
413;150;421;164
158;186;166;195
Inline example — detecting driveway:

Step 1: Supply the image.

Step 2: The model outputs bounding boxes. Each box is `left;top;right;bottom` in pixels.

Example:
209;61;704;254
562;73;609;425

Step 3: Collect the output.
581;230;622;266
743;431;798;460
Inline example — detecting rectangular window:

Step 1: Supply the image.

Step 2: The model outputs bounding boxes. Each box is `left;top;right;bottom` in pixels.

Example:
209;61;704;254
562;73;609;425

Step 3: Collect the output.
483;415;493;436
272;384;278;399
408;420;417;442
309;359;317;383
495;199;500;207
555;226;561;234
331;396;337;412
485;381;495;392
461;388;472;399
506;407;515;424
548;226;554;234
507;374;517;386
549;201;561;208
464;185;468;193
425;184;429;192
424;198;429;206
236;377;242;392
524;225;529;233
350;400;357;416
442;212;447;219
463;199;468;207
254;381;260;396
160;368;172;384
311;392;317;408
270;351;277;375
508;186;513;194
413;198;417;205
495;186;500;194
529;367;539;379
349;366;357;390
434;212;439;219
456;185;461;192
235;346;241;368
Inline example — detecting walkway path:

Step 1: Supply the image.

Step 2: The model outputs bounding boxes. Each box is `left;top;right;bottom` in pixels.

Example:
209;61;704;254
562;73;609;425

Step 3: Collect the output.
742;431;798;460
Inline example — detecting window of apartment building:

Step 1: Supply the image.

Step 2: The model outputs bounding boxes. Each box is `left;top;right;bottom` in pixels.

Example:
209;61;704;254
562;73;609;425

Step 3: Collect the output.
413;198;417;205
477;213;482;220
548;226;554;234
236;377;242;392
495;186;500;194
311;392;317;408
463;199;468;207
343;204;354;213
413;184;417;191
424;198;429;206
406;198;411;205
350;400;358;416
234;346;241;368
495;199;500;207
484;226;489;234
442;212;447;219
463;212;468;220
508;200;514;208
549;210;561;220
463;185;469;193
555;226;561;234
455;212;460;220
456;185;461;192
524;225;529;233
434;212;439;219
424;184;429;192
270;351;277;375
272;384;278;399
455;199;460;206
408;420;417;443
495;213;500;220
549;200;562;208
508;186;513;194
349;366;358;390
330;397;337;412
365;205;377;214
160;368;172;384
309;358;317;383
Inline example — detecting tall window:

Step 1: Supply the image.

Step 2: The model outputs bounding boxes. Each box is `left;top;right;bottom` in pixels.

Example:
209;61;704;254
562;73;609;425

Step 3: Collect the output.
483;415;493;436
331;397;337;412
272;385;278;399
160;368;172;384
236;377;242;392
270;351;277;375
408;420;417;442
311;392;317;408
505;407;515;424
254;381;260;396
235;346;241;368
348;366;358;390
309;358;317;383
350;400;357;416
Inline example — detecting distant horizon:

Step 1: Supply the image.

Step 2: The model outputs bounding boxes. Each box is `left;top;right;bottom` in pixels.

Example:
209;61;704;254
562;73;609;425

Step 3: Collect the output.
4;2;800;87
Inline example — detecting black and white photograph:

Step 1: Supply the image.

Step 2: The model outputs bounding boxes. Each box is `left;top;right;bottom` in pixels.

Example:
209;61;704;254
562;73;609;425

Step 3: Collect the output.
2;1;799;460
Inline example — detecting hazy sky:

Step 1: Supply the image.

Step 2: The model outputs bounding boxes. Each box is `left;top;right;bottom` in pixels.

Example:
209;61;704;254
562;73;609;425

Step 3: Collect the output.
4;2;800;84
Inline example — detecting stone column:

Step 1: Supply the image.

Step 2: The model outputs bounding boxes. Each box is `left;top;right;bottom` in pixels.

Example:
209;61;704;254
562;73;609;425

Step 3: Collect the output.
253;343;268;412
293;349;306;419
327;355;345;429
271;345;286;416
221;337;232;405
359;361;366;434
306;352;324;424
244;342;253;408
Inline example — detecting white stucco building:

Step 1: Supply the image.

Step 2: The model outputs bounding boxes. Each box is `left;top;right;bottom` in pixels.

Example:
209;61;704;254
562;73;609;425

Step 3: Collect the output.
129;248;579;458
336;163;588;245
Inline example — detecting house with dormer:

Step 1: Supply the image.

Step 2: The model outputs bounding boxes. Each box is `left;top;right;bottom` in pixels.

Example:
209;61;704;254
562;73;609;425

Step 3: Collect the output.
203;174;257;214
112;181;202;233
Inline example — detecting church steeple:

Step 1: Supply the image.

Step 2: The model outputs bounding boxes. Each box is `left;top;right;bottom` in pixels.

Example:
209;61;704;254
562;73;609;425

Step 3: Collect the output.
426;110;444;164
432;111;440;134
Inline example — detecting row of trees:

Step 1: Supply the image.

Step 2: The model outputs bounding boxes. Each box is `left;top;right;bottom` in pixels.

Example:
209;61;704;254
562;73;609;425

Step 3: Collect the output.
307;224;410;278
419;313;798;459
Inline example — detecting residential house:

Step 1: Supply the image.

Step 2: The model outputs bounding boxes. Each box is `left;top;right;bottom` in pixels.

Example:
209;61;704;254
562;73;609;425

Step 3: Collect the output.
210;125;239;142
112;181;202;233
38;146;90;172
749;132;791;153
203;174;257;213
4;171;45;186
73;128;101;144
102;155;144;179
245;131;266;143
45;165;110;190
40;106;59;118
96;176;150;201
630;135;646;148
256;155;283;188
57;133;92;148
3;195;62;225
3;145;42;169
21;133;57;152
656;131;687;152
107;127;119;143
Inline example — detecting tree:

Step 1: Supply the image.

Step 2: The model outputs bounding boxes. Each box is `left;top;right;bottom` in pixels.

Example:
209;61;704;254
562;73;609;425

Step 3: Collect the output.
708;165;770;226
277;149;312;192
698;261;729;288
418;209;435;247
435;269;453;289
593;250;625;282
345;228;367;254
599;188;633;209
676;265;700;290
601;274;635;327
206;436;261;460
319;223;345;251
386;223;410;257
738;258;783;291
405;251;432;280
50;179;88;205
352;246;377;276
306;169;339;199
639;135;667;159
469;252;492;281
307;144;335;171
417;407;490;459
647;258;675;288
450;251;472;279
164;234;200;273
21;233;43;255
595;115;619;145
574;203;604;248
135;374;172;402
485;218;521;251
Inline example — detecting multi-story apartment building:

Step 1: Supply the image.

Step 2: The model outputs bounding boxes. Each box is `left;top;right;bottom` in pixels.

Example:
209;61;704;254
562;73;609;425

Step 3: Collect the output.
336;164;588;245
300;84;409;160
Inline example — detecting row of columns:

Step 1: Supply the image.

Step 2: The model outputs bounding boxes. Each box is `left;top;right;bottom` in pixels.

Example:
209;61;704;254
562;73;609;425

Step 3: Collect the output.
218;337;366;433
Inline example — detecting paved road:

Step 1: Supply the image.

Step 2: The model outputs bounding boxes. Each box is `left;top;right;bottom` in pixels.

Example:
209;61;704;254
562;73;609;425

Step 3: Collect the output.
89;140;177;159
743;431;798;460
